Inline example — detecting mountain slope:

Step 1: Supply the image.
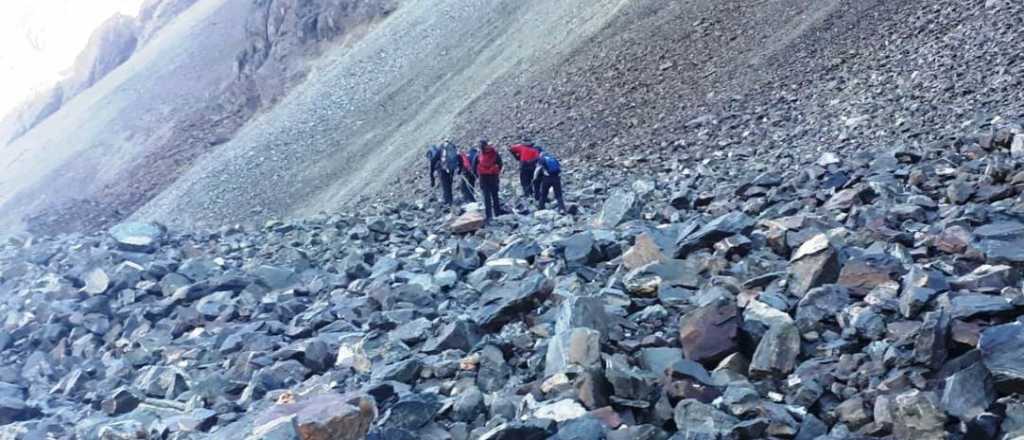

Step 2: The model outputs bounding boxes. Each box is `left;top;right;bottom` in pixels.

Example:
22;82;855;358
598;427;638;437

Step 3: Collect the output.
136;0;1024;228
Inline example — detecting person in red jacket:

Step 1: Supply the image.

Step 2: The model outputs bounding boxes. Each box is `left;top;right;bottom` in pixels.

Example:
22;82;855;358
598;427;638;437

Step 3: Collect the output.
473;139;503;221
508;138;542;199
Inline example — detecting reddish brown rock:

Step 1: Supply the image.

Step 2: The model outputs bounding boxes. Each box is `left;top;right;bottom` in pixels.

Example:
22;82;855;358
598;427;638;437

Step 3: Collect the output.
678;300;738;366
254;393;376;440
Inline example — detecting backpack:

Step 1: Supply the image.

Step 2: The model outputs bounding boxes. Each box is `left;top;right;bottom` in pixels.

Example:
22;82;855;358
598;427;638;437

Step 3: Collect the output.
477;147;501;176
441;143;459;172
468;148;479;169
426;145;440;162
541;154;561;175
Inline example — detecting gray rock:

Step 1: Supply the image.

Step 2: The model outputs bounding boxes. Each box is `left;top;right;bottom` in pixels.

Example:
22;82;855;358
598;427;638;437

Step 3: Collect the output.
950;294;1013;320
672;399;738;438
545;327;602;377
423;320;481;353
109;222;163;252
788;234;840;297
942;362;995;420
979;322;1024;390
592;189;638;228
891;390;947;440
795;285;849;332
749;321;800;379
899;265;949;318
674;212;754;258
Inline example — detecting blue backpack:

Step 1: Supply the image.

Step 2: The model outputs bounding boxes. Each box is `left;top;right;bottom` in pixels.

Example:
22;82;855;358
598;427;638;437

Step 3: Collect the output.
541;154;561;175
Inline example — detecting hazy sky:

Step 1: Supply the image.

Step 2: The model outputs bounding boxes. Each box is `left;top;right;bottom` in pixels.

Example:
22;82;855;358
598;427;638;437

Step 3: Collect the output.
0;0;145;117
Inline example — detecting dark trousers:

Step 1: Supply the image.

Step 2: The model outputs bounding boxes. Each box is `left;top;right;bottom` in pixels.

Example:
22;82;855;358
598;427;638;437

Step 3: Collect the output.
439;170;454;206
519;163;536;198
538;174;565;212
480;175;501;220
459;173;476;202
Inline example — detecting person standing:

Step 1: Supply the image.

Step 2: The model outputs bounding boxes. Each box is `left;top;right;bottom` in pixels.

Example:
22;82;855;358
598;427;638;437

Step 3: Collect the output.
426;144;441;189
534;151;566;212
474;139;503;221
438;139;459;206
508;138;542;200
458;145;479;203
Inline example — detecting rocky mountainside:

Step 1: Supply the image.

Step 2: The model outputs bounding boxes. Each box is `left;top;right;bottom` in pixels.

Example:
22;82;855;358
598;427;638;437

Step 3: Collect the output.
1;2;1024;438
0;0;396;235
3;117;1024;438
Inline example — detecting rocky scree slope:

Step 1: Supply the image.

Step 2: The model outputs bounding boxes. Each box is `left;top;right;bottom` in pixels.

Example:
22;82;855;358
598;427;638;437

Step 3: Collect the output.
136;0;1024;228
4;118;1024;438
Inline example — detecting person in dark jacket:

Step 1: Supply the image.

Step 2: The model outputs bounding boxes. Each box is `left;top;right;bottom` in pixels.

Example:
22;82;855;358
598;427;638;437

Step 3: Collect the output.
437;140;459;206
508;138;542;199
426;144;441;188
474;139;503;221
533;152;566;212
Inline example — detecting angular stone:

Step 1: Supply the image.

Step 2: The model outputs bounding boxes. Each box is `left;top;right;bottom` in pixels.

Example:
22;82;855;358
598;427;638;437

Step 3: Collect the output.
675;212;754;257
545;327;602;377
423;320;481;353
623;234;667;271
914;310;950;369
789;234;840;297
749;321;800;379
950;264;1019;292
836;258;894;296
592;189;638;228
563;232;601;270
533;399;588;422
950;294;1013;320
475;273;548;331
979;322;1024;391
254;394;375;440
836;397;871;430
942;362;995;420
742;300;792;341
678;300;738;366
795;285;849;332
250;415;301;440
381;394;439;431
673;399;738;438
0;383;38;425
899;266;949;318
101;388;140;416
109;222;163;252
451;211;485;233
891;390;947;440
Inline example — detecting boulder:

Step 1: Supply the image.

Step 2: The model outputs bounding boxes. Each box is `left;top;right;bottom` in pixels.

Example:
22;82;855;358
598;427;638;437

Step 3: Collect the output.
749;321;800;379
592;190;638;228
673;399;738;438
451;211;486;233
678;300;738;366
254;393;375;440
979;322;1024;390
788;233;840;297
891;390;947;440
674;212;754;257
109;222;163;252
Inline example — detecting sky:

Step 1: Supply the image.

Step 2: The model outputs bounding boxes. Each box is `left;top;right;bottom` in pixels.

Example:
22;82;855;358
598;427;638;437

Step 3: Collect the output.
0;0;145;117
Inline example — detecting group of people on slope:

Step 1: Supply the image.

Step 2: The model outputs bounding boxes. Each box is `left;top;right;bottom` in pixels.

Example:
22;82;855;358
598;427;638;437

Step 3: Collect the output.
426;137;565;222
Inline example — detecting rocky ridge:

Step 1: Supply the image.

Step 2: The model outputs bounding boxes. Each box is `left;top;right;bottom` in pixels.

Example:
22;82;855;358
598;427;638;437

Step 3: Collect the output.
3;116;1024;439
